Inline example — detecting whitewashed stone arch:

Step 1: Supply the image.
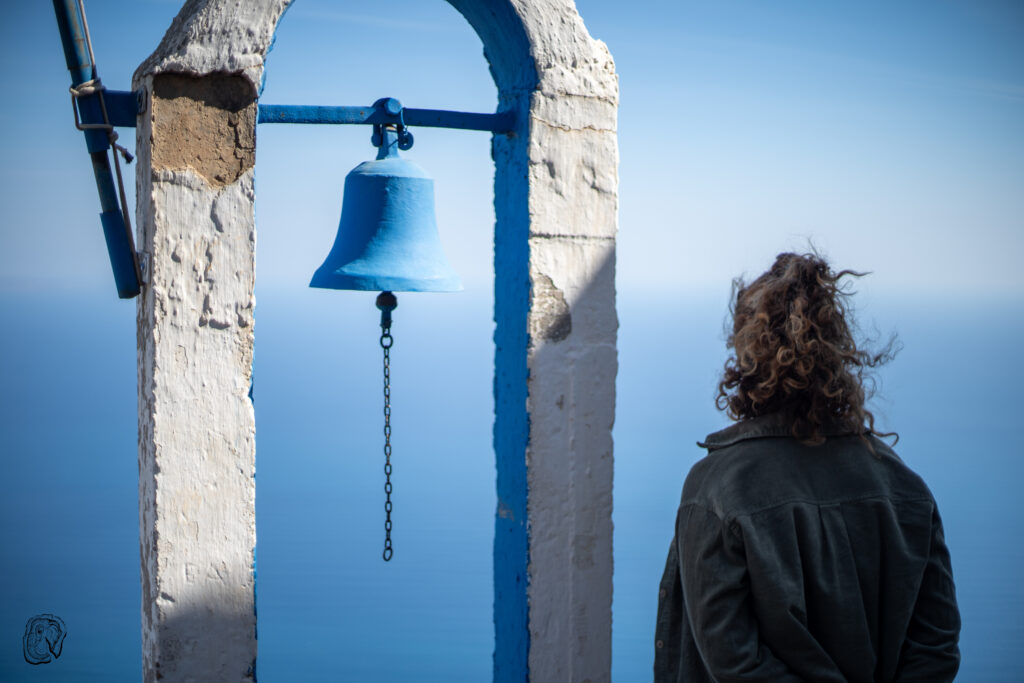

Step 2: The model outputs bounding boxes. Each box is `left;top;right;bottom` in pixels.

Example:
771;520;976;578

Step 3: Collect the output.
133;2;617;681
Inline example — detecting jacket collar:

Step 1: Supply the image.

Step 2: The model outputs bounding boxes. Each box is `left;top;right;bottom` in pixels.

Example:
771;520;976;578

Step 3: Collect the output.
698;412;860;451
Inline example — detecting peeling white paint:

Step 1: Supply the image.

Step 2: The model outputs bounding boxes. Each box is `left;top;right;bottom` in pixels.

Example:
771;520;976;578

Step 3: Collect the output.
133;0;291;93
134;4;273;677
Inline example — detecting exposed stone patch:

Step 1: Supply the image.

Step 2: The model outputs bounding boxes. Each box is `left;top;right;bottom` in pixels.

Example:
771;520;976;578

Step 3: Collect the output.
530;273;572;344
152;74;256;188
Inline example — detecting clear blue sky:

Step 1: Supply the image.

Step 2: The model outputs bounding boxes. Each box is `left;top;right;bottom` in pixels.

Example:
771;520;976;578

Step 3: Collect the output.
0;0;1021;302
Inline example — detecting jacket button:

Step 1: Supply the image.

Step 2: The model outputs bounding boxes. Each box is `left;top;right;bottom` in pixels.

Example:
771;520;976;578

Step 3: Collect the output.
659;588;667;598
656;639;664;649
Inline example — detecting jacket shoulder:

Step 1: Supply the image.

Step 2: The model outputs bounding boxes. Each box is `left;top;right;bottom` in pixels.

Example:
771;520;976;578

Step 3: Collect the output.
682;421;934;520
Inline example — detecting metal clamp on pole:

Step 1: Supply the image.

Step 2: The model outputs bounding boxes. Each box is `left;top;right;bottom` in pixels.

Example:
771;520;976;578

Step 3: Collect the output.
52;0;142;299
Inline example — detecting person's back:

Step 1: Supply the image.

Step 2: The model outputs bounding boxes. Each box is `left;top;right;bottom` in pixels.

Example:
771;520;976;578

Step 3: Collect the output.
654;252;960;682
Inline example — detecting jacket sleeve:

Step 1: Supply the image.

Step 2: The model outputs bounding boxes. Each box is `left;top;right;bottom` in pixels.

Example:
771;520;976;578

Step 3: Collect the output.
679;503;803;682
894;507;961;682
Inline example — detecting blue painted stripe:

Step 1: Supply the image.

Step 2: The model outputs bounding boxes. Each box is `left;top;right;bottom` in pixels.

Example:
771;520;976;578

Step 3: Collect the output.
492;132;530;682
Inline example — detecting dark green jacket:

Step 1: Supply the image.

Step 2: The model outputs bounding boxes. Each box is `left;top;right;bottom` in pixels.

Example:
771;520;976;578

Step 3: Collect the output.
655;414;960;682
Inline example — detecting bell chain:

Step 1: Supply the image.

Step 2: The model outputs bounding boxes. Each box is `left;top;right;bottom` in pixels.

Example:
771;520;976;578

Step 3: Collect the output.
376;291;398;562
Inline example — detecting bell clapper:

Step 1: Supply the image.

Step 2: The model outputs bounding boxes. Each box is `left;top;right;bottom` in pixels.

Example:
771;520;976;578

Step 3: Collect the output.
376;291;398;561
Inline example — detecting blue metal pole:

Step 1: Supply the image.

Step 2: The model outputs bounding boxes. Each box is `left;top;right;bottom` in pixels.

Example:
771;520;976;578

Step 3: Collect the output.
257;103;515;133
257;104;376;125
404;107;514;133
52;0;140;299
52;0;92;89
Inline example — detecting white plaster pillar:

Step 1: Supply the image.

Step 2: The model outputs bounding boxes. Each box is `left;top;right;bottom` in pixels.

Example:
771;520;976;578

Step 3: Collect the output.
134;3;289;681
522;37;618;683
451;2;619;680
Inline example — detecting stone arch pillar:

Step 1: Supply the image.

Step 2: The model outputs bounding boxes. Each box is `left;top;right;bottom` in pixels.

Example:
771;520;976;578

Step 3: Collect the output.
133;1;617;681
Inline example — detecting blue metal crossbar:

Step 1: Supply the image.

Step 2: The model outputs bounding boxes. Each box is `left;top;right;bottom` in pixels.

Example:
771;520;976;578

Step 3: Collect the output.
75;98;514;133
257;103;515;133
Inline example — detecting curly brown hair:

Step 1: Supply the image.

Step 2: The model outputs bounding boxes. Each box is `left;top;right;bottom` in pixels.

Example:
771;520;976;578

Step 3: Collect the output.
716;252;897;445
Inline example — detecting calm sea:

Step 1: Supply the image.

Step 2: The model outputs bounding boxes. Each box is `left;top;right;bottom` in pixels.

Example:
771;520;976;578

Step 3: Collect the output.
1;290;1020;681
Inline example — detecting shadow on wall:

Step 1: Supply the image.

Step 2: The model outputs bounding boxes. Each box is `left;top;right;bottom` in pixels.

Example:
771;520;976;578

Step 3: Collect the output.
508;241;617;677
142;590;257;683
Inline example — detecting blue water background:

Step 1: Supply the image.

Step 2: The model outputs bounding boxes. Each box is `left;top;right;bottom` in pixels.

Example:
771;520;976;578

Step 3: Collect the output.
0;290;1021;681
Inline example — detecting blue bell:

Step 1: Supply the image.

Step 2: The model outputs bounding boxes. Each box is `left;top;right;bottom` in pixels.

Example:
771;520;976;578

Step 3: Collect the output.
310;126;462;292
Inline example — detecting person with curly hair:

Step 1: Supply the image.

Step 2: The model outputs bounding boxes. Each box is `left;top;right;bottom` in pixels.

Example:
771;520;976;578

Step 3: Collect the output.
654;252;961;682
